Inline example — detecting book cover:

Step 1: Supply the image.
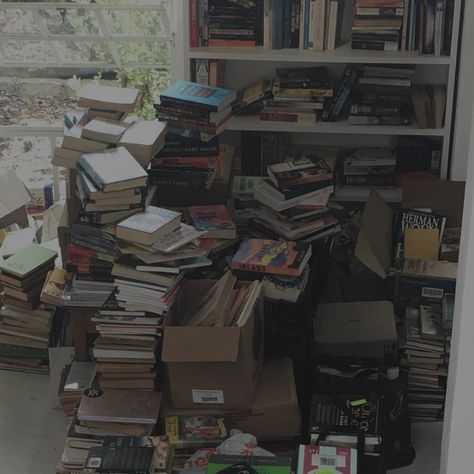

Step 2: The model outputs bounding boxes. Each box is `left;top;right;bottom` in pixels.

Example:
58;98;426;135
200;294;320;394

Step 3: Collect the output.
297;445;357;474
78;147;148;193
165;415;228;448
85;445;155;473
78;84;139;113
231;239;311;277
152;224;208;254
207;455;292;474
118;206;181;236
40;267;69;305
160;81;236;112
188;205;236;237
393;209;446;267
0;244;57;279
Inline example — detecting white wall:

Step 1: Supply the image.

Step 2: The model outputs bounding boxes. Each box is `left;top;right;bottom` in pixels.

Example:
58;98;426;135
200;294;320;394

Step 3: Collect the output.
451;1;474;180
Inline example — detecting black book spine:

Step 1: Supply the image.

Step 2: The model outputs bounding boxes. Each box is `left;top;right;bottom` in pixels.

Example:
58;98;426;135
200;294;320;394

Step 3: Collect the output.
282;0;291;48
256;0;264;46
343;174;395;186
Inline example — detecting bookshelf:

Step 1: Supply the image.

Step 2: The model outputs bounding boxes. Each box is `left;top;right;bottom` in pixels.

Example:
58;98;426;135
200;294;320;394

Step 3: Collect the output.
176;0;463;197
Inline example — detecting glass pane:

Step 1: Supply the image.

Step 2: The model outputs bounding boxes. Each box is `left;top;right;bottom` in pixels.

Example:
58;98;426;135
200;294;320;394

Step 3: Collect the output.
104;9;164;36
40;8;100;35
117;41;170;65
0;8;40;34
0;41;55;63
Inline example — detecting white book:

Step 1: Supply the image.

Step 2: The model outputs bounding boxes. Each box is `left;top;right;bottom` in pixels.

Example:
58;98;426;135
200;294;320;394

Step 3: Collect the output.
434;1;446;57
313;0;326;52
152;223;207;253
327;0;338;50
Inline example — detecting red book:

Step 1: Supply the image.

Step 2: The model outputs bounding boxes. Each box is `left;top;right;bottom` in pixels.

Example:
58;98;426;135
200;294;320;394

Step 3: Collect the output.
208;39;256;47
297;445;357;474
152;156;219;168
67;244;97;259
189;0;199;47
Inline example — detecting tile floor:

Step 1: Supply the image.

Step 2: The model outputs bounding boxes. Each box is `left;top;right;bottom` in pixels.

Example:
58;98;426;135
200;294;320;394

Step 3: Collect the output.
0;370;442;474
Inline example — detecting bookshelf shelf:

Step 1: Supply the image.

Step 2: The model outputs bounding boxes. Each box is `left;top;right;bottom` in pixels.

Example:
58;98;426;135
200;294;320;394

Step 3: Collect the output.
189;43;452;66
334;186;403;203
226;116;446;137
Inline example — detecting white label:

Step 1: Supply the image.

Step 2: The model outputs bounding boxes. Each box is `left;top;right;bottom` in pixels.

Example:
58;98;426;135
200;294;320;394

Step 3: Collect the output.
192;389;224;404
422;287;444;299
312;454;346;468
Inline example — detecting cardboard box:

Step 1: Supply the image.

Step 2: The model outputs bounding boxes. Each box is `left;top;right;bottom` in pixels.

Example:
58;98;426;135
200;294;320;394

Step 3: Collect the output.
355;179;465;279
161;358;301;440
0;170;32;229
314;301;398;365
162;279;264;410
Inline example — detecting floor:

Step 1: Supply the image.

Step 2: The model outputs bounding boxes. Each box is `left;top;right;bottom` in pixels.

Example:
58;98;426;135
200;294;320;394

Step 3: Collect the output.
0;368;443;474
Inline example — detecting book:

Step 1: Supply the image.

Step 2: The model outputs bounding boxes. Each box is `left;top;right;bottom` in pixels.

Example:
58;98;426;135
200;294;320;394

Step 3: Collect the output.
152;224;207;253
0;244;57;279
136;256;212;274
308;393;384;455
262;265;310;303
420;305;444;341
77;388;162;425
116;206;182;246
188;205;237;239
81;118;129;144
231;239;312;277
297;445;357;474
207;455;292;474
159;81;236;113
84;445;155;473
165;416;228;448
78;147;149;193
78;84;139;113
40;267;69;306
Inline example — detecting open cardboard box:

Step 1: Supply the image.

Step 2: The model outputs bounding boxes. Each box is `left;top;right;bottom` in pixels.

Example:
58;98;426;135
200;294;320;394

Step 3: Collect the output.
162;279;264;410
0;170;33;229
355;179;465;279
160;357;301;441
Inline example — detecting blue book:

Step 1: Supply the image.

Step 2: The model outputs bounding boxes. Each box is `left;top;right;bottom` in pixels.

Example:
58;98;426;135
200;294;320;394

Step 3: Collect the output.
272;0;283;49
159;81;236;113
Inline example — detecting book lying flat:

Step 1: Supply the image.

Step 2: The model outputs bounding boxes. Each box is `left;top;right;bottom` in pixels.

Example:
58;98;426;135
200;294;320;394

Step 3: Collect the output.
82;118;129;144
188;205;237;240
78;84;139;113
78;147;148;193
0;244;57;279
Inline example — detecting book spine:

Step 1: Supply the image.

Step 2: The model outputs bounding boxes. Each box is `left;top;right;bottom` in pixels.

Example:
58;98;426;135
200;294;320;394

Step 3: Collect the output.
77;162;104;192
348;115;408;125
350;104;401;116
401;1;410;50
70;236;118;257
208;39;256;46
190;0;199;47
199;0;209;47
313;0;326;52
195;59;210;85
272;0;283;49
329;69;360;121
282;0;291;47
264;0;271;48
351;40;399;51
303;0;310;48
260;111;317;123
290;0;301;48
327;0;338;50
434;1;445;57
355;7;404;16
152;156;217;167
343;174;395;186
256;0;264;46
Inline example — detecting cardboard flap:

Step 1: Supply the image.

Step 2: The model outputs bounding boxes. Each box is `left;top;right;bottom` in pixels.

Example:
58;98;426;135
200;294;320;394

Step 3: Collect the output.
355;191;393;279
162;326;240;363
0;170;32;228
402;179;466;227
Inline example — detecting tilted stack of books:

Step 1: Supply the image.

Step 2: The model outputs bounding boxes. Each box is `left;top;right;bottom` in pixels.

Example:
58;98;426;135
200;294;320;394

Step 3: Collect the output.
154;81;236;143
252;148;340;243
0;245;58;373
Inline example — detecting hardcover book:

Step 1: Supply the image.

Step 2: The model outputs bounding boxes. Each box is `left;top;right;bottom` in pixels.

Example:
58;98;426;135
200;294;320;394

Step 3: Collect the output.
0;244;57;279
85;445;155;473
188;205;237;239
116;206;182;246
231;239;311;277
159;81;237;112
308;393;384;455
78;147;149;193
152;223;207;254
165;416;228;448
297;445;357;474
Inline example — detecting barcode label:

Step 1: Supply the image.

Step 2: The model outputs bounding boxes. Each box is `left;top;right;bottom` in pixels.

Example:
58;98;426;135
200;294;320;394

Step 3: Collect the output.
312;454;346;468
422;287;444;299
86;457;102;468
192;389;224;404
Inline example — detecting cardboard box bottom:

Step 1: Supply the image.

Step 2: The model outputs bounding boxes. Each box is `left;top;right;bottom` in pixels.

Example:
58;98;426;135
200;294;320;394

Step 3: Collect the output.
161;358;301;441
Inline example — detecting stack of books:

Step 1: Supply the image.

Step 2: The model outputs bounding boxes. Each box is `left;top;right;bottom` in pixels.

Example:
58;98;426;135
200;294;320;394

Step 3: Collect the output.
260;67;334;124
190;0;264;47
0;245;58;373
57;389;168;473
342;147;397;188
91;293;165;391
150;134;221;191
402;306;448;421
252;149;340;243
154;81;236;143
349;65;415;126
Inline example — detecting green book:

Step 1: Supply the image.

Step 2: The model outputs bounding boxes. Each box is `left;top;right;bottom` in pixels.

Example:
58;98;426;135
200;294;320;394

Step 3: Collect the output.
207;455;292;474
0;244;57;279
0;343;48;360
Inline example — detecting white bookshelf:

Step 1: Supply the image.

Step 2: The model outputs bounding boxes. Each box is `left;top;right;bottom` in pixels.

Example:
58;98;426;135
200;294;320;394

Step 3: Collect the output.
177;0;463;195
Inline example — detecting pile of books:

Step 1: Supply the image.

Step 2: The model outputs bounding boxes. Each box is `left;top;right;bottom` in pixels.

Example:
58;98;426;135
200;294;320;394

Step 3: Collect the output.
0;244;58;373
402;306;448;421
150;134;221;191
351;0;454;55
252;149;340;243
342;147;397;188
57;389;170;473
349;65;415;126
154;81;236;143
58;361;95;415
190;0;264;47
260;67;334;124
